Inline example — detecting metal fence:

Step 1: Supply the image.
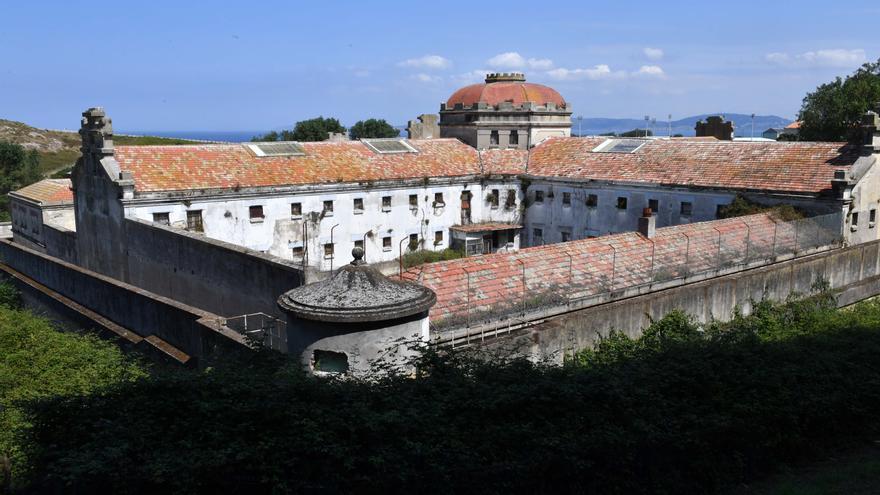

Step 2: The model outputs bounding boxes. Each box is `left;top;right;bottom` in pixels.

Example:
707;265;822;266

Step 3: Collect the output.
431;212;843;333
223;312;288;352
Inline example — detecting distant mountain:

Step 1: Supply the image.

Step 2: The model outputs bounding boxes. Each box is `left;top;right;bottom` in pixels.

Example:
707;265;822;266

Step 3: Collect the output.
571;114;794;137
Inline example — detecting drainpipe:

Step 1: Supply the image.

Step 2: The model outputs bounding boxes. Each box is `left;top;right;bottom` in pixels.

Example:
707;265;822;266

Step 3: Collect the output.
330;223;340;272
399;237;409;278
302;221;308;285
362;230;372;262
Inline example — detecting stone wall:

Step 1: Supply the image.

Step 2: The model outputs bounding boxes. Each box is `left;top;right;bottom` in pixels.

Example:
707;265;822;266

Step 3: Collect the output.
42;223;77;264
0;239;247;365
123;218;303;318
478;239;880;362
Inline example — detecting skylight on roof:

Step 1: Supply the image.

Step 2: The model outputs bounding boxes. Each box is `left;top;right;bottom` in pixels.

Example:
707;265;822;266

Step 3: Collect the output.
593;139;648;154
362;138;418;154
246;142;305;157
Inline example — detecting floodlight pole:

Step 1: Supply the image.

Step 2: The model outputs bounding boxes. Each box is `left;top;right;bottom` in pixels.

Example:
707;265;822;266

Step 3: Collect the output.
644;115;650;138
751;113;756;139
577;115;583;137
668;114;672;137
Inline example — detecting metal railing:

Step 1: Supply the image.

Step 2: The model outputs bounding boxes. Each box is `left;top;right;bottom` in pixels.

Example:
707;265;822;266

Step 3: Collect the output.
223;312;288;352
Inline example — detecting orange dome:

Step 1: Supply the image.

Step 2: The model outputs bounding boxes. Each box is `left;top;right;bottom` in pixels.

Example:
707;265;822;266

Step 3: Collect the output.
446;73;566;108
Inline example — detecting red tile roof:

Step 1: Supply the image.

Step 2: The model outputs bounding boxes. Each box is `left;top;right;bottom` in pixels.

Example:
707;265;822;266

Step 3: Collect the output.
11;179;73;205
114;139;482;193
526;137;857;193
113;137;858;196
403;213;801;323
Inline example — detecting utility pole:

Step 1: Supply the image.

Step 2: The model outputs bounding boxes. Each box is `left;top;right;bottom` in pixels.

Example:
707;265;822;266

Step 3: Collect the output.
751;113;756;140
668;114;672;137
577;115;583;137
644;115;650;138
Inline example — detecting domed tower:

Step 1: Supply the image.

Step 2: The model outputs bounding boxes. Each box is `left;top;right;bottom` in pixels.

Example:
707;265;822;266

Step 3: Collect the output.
277;247;436;374
439;72;572;150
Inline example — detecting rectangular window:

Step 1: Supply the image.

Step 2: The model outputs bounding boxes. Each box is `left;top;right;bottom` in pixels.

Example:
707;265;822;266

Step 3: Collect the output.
490;189;499;208
382;236;392;251
322;200;334;214
382;196;392;210
505;190;516;209
490;130;499;146
533;228;543;240
434;230;443;244
353;198;364;213
186;210;203;232
509;131;519;146
152;212;170;226
434;192;444;206
616;197;628;210
249;205;264;220
871;209;877;227
409;194;418;208
354;239;364;250
534;190;544;203
323;243;334;258
680;201;693;216
291;202;302;217
648;199;659;214
562;192;572;206
561;231;571;242
292;246;304;259
408;233;419;250
852;211;859;226
586;194;598;207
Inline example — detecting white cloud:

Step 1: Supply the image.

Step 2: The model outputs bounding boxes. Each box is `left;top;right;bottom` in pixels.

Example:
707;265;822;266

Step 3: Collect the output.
397;55;452;70
644;47;664;61
451;69;492;84
546;64;625;81
634;65;665;78
766;48;866;68
411;73;441;83
487;52;554;70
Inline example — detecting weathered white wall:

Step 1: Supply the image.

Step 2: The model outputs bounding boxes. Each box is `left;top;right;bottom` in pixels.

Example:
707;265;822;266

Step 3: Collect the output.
124;179;524;271
846;156;880;244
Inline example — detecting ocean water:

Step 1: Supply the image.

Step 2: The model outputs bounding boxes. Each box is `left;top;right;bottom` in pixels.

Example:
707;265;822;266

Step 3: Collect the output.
118;130;265;143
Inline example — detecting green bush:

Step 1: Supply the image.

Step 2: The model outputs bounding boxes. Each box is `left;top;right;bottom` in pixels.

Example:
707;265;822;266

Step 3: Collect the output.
0;281;21;309
402;248;464;268
716;194;804;221
16;290;880;493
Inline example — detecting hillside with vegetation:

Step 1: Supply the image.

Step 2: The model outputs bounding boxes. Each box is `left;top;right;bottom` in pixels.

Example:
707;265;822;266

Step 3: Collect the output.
3;277;880;493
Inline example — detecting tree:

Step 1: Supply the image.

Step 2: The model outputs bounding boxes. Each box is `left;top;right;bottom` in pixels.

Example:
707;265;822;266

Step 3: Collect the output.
0;142;41;221
252;117;346;142
798;59;880;142
349;119;399;140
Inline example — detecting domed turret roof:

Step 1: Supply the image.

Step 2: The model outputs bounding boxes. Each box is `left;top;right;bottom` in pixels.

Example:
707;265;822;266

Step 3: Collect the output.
277;248;436;323
446;73;566;108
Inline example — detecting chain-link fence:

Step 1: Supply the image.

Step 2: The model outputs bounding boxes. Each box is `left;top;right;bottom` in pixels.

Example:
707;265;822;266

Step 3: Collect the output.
431;212;843;332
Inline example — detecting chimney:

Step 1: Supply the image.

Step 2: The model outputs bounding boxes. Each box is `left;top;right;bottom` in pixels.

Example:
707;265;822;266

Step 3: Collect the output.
638;207;656;238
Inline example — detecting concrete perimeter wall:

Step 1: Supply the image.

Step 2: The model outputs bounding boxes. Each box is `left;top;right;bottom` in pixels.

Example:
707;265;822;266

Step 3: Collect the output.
0;239;247;365
123;218;303;318
486;239;880;362
43;224;78;264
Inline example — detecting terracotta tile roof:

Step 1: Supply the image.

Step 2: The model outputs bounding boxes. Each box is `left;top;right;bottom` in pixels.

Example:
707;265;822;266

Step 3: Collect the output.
11;179;73;205
403;213;815;323
114;139;482;193
479;148;528;174
451;222;522;233
526;137;858;194
113;136;858;196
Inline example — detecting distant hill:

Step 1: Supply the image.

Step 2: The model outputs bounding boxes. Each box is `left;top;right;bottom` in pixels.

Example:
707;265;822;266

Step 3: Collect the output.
0;119;203;177
571;113;794;137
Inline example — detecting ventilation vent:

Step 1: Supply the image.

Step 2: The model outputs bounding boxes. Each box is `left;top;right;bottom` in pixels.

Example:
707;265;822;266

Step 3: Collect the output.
593;139;648;154
362;138;418;154
246;142;305;157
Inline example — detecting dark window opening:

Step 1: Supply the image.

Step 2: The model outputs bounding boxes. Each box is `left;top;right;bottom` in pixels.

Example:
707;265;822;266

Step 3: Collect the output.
382;196;392;209
324;243;334;257
871;209;877;225
353;198;364;211
434;192;444;205
292;246;304;259
186;210;203;232
323;200;334;213
354;239;364;250
409;194;418;208
616;197;628;210
383;236;392;249
533;228;543;241
291;202;302;216
434;230;443;244
562;192;572;206
313;350;349;373
534;190;545;203
408;233;419;251
489;189;499;208
649;199;659;214
505;190;516;209
680;202;693;216
561;231;571;242
586;194;598;207
490;130;499;146
852;211;859;226
509;131;519;146
153;212;170;226
249;205;264;220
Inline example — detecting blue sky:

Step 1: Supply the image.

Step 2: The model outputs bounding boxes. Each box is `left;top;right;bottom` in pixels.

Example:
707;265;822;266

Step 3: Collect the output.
1;0;878;132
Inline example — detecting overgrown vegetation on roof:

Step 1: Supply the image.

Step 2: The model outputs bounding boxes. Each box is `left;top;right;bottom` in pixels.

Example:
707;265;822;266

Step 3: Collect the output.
716;194;804;221
402;248;465;269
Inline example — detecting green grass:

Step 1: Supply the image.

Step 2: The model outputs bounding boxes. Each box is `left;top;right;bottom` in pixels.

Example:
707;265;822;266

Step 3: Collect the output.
35;135;202;177
113;135;201;146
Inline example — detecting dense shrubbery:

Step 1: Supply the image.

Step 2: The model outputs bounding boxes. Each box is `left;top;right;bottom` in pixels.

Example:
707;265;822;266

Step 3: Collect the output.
0;282;146;492
402;248;465;268
9;286;880;494
716;194;803;221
